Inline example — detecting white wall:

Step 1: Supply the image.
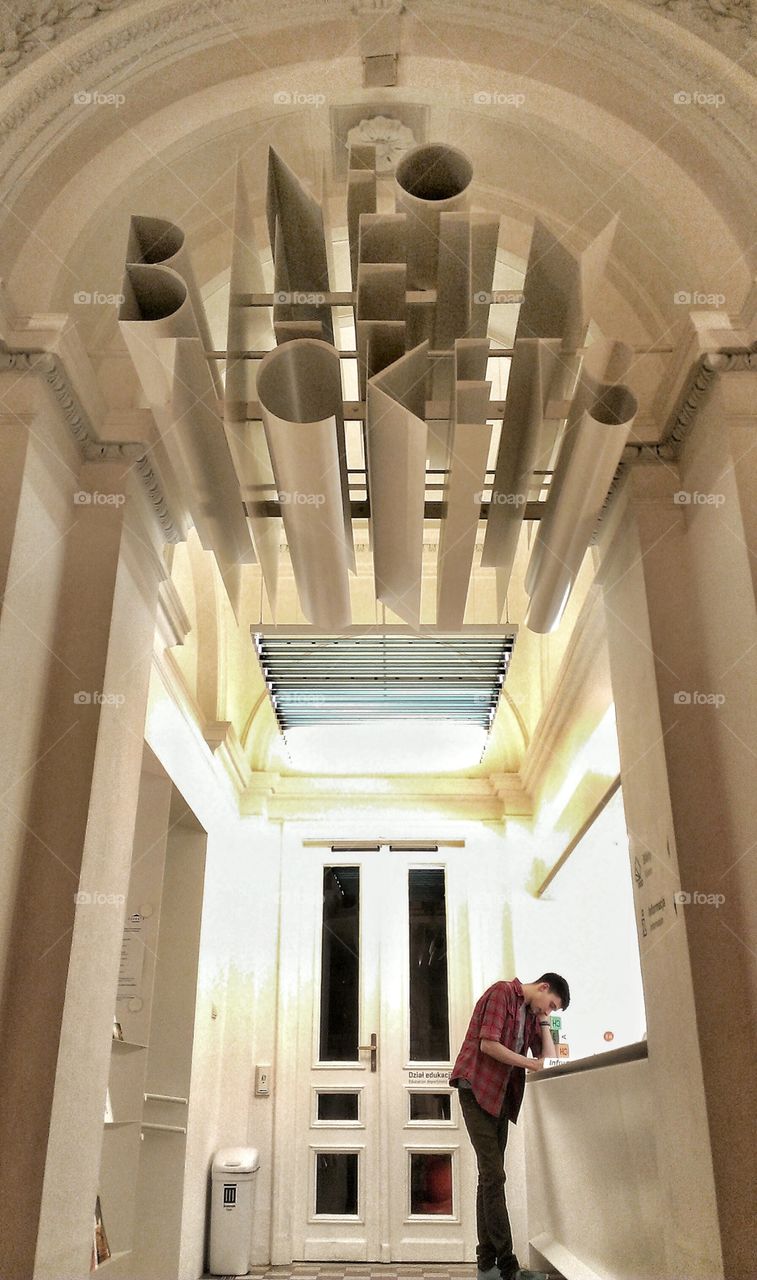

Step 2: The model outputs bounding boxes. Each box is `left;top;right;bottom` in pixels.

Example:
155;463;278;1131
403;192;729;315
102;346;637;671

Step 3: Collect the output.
511;785;646;1062
143;670;281;1278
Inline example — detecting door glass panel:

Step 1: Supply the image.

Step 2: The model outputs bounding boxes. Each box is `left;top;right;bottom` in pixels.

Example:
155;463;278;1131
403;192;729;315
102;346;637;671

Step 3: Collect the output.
317;1091;360;1121
409;1152;453;1215
408;868;450;1060
315;1151;359;1215
320;866;360;1061
409;1091;451;1121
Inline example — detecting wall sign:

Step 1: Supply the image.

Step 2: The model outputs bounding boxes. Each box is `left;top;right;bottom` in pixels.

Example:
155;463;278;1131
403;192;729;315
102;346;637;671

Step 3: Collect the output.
406;1069;451;1083
117;912;145;1000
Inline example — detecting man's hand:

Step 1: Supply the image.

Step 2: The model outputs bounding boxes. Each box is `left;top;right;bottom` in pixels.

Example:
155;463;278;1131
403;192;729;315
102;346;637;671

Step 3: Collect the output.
539;1017;556;1061
525;1057;544;1072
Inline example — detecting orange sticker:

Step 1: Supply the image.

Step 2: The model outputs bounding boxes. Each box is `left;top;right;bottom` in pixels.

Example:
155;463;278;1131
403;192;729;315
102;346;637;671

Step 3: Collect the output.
604;1031;614;1042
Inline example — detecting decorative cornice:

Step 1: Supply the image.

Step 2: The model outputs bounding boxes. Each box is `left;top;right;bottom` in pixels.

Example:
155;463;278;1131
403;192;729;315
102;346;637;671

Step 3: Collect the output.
203;719;253;793
0;0;127;79
593;343;757;541
132;453;181;543
0;347;182;542
641;0;754;35
662;348;757;452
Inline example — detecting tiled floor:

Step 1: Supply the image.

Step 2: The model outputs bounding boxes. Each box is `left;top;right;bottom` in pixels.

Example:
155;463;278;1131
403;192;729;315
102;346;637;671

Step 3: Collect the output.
248;1269;475;1278
204;1267;557;1280
207;1269;480;1280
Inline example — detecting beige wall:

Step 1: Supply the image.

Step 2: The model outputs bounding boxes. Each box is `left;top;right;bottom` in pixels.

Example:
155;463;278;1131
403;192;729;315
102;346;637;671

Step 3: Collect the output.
595;383;757;1277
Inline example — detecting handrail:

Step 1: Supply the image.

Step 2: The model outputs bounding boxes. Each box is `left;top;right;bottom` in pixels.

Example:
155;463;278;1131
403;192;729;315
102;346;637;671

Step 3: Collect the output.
527;1039;648;1081
535;774;621;897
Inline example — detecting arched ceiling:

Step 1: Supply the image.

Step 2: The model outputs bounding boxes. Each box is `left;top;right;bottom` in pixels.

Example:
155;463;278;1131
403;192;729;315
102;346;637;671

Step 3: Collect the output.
1;0;754;322
0;0;753;784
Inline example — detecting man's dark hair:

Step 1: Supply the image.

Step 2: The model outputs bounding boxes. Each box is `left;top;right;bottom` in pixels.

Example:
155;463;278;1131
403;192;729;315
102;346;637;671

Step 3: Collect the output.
536;972;570;1010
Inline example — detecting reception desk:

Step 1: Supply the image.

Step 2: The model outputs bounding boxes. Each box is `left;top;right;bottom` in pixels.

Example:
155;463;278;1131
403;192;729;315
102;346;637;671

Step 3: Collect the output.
523;1042;662;1280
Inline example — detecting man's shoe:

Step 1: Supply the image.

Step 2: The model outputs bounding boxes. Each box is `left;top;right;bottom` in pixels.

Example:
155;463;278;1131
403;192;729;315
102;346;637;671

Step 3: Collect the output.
476;1267;500;1280
497;1261;520;1280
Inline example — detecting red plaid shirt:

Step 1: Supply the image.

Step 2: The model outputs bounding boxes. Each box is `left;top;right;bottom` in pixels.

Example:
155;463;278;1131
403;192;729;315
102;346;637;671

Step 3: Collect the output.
449;978;543;1120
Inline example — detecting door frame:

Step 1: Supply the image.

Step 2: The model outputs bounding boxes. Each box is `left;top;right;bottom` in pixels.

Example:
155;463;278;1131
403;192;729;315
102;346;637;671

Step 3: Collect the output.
270;829;481;1264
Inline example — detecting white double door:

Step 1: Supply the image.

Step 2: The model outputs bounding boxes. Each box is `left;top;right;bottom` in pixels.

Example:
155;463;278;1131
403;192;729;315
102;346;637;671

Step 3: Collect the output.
272;842;476;1263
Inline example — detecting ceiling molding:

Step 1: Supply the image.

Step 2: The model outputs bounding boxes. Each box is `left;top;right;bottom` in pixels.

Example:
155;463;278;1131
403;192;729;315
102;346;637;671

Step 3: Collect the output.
156;577;192;650
239;769;524;820
519;587;612;803
0;335;183;545
154;648;256;801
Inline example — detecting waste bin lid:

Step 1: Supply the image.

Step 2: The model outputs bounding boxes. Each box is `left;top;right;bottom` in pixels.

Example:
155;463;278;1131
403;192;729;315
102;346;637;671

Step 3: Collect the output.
212;1146;260;1176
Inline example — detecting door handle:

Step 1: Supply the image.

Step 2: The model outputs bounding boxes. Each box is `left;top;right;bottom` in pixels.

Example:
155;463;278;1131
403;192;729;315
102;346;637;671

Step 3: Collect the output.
358;1032;377;1072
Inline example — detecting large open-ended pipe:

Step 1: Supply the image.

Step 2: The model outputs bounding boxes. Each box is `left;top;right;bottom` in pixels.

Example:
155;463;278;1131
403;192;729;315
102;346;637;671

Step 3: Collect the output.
394;143;474;289
524;340;637;633
118;263;196;407
124;215;223;397
257;339;353;632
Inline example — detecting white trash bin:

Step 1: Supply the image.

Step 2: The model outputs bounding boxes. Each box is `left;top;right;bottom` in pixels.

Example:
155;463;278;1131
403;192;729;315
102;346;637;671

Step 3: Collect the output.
209;1146;260;1276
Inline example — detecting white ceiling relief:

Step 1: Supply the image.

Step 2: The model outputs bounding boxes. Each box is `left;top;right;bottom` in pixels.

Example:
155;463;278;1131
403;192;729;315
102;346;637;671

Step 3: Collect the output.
345;116;417;172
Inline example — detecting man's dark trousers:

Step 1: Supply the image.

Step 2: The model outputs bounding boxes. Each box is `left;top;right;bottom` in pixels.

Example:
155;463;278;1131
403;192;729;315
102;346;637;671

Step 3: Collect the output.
458;1086;519;1280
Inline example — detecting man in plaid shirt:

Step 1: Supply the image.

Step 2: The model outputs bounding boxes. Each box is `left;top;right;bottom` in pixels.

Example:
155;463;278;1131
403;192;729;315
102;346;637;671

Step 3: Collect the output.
450;973;571;1280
